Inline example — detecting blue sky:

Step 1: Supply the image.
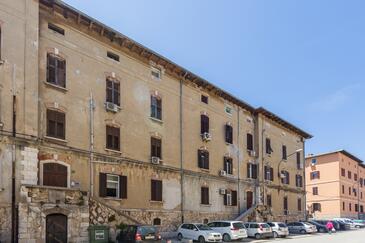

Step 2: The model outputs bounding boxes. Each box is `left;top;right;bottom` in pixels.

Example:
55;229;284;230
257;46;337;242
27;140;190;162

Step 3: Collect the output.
63;0;365;159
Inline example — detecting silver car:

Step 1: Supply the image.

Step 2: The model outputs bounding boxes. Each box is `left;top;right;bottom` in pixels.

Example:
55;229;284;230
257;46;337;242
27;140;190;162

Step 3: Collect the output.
207;221;248;241
177;223;222;242
287;222;317;234
267;222;289;238
244;222;273;239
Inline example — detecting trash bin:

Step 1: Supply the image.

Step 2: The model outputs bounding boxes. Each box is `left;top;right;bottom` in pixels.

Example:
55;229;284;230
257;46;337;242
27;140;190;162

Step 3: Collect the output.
88;225;110;243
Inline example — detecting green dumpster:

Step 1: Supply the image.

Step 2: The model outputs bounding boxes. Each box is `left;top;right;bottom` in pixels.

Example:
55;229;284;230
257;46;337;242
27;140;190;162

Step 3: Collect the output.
88;225;110;243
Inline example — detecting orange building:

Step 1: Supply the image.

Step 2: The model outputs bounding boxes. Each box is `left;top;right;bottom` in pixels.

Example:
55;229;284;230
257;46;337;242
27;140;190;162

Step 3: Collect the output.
305;150;365;219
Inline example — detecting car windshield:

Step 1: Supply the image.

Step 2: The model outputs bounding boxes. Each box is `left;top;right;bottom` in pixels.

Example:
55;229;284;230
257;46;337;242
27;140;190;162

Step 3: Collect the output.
278;223;287;227
303;222;313;226
196;224;212;231
137;226;157;235
232;223;245;229
260;224;270;228
267;223;274;227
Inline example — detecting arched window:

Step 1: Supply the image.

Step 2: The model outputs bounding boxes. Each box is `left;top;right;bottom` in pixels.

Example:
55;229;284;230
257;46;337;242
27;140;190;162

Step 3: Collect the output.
46;214;67;243
153;218;161;226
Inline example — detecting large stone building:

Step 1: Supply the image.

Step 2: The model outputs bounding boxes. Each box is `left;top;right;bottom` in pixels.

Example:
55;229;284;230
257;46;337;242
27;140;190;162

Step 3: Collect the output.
0;0;312;242
306;150;365;220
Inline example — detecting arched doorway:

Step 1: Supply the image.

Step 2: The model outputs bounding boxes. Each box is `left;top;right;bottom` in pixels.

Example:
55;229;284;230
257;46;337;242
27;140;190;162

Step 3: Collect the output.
43;162;68;187
46;214;68;243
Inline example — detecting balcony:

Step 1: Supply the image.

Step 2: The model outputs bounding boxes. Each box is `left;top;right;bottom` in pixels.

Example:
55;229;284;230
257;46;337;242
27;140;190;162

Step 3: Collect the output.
20;184;88;206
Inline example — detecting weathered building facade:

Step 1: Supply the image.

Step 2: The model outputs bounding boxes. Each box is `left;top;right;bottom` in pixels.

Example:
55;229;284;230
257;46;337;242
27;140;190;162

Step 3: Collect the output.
0;0;312;242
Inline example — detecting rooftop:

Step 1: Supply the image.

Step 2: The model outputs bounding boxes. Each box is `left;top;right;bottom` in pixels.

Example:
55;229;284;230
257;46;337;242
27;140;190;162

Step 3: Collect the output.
306;150;364;166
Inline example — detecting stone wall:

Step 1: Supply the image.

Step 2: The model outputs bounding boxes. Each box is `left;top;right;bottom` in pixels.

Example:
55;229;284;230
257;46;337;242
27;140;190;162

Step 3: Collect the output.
0;206;11;242
20;147;39;185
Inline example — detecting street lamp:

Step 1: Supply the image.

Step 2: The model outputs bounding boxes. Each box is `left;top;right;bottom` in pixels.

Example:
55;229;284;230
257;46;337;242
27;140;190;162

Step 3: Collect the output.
277;148;303;178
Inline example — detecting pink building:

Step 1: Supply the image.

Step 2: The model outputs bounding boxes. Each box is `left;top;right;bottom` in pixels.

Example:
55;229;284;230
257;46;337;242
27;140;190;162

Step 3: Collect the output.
305;150;365;219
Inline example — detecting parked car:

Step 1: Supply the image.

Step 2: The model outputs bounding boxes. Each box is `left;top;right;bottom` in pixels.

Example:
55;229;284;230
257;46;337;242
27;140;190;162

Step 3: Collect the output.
244;222;272;239
332;220;352;230
333;218;357;229
116;225;162;243
267;222;289;238
349;219;365;228
353;219;365;224
287;222;317;234
312;220;340;231
207;221;247;241
177;223;222;242
308;221;335;233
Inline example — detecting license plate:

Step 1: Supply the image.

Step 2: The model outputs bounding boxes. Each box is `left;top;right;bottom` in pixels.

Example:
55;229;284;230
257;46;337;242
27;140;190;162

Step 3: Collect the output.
145;235;155;240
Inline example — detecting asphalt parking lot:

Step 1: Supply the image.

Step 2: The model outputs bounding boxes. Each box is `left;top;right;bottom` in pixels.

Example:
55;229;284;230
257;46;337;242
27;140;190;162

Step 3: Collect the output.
165;228;365;243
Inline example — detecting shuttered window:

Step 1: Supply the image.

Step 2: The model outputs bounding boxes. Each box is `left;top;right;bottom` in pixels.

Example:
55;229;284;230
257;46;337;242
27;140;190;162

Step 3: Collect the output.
310;171;320;180
265;138;272;154
296;175;303;187
283;196;288;215
341;168;346;177
43;163;67;187
151;180;162;201
224;190;237;206
247;163;258;179
106;78;120;106
198;150;209;170
282;145;287;160
200;115;209;134
225;124;233;144
99;173;127;199
264;166;274;181
312;187;318;195
201;187;209;205
224;157;233;175
296;152;301;169
151;137;162;159
47;53;66;88
106;126;120;151
298;198;302;211
281;170;290;185
47;109;65;139
247;133;253;151
151;96;162;120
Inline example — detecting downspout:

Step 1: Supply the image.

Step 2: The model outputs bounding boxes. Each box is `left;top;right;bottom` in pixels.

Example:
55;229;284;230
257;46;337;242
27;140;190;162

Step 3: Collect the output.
89;91;95;197
261;119;265;205
357;162;360;219
302;139;307;220
237;107;240;214
179;76;185;223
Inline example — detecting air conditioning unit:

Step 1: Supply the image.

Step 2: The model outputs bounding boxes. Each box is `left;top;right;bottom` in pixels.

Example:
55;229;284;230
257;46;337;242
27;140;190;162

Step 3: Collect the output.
151;156;161;165
201;132;212;141
219;188;226;195
249;150;256;157
219;170;227;177
105;102;119;112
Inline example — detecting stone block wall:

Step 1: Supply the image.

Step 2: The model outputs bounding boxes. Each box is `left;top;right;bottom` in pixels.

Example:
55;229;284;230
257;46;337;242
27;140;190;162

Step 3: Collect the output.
0;206;11;242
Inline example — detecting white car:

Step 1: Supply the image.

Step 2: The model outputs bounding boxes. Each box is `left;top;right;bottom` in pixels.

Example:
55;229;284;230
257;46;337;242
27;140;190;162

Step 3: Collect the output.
267;222;289;238
177;223;222;242
207;221;248;241
244;222;273;239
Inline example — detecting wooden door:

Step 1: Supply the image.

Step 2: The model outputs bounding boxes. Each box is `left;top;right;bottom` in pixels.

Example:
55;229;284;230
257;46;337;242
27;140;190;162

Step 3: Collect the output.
43;163;67;187
46;214;67;243
246;191;253;209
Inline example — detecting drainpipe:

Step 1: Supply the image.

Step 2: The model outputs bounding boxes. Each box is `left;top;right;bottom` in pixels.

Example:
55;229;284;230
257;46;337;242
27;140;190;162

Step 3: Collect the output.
237;107;240;214
179;76;185;223
357;163;360;219
303;139;307;221
260;120;265;206
89;91;95;197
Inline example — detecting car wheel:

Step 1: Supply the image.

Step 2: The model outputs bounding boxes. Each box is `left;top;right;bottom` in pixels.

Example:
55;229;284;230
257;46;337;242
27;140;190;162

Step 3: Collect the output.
255;233;261;239
300;229;306;234
177;233;183;241
273;232;279;238
356;225;360;229
198;236;206;243
223;233;231;242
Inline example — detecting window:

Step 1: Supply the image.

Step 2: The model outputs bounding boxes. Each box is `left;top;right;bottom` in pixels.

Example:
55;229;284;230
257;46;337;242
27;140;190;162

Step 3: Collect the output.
201;95;208;104
106;78;120;106
296;175;303;187
151;67;161;79
247;133;253;151
349;187;351;195
48;23;65;35
311;158;317;165
43;163;68;187
312;187;318;195
225;105;233;115
224;190;237;206
151;96;162;120
247;163;258;179
281;170;290;185
353;188;357;197
355;204;359;212
297;198;302;211
107;51;119;62
265;138;272;154
151;137;162;159
267;194;272;207
47;53;66;88
296;152;301;169
349;203;352;211
47;109;65;139
198;150;209;170
151;180;162;201
200;114;209;134
341;168;346;177
343;202;345;211
348;171;352;179
362;192;363;199
360;178;364;187
282;145;287;160
201;187;209;205
106;126;120;151
153;218;161;226
225;124;233;144
361;205;364;213
99;173;127;199
355;173;358;181
342;185;345;194
312;203;321;212
264;166;274;181
310;171;320;180
223;157;233;175
283;196;288;215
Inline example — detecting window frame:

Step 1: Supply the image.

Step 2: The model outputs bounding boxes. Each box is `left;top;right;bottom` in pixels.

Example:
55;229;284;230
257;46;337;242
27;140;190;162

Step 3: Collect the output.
106;78;120;106
46;109;66;140
223;157;233;175
106;125;120;151
150;95;162;120
265;138;272;154
198;149;209;170
200;114;209;134
247;163;258;179
151;67;161;79
46;53;66;88
151;137;162;159
151;179;163;202
106;174;120;198
246;133;253;151
282;145;287;160
201;187;209;205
